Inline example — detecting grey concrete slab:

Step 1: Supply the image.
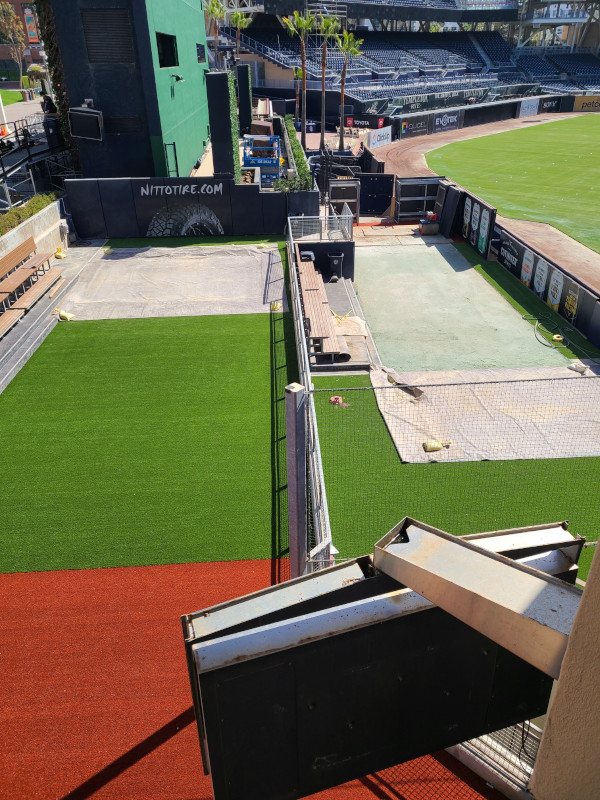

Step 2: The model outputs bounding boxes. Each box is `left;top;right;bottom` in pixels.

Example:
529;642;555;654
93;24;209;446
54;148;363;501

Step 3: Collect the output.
60;244;288;320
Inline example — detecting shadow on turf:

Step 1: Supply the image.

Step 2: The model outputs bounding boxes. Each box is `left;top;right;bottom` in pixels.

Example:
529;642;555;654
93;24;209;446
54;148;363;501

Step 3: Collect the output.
270;308;299;585
59;707;207;800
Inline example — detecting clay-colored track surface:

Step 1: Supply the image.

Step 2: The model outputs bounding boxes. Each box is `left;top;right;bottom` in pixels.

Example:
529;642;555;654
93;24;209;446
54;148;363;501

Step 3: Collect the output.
377;114;600;289
1;561;503;800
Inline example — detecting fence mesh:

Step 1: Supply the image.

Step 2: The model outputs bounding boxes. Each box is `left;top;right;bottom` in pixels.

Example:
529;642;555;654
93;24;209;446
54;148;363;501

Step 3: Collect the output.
310;376;600;579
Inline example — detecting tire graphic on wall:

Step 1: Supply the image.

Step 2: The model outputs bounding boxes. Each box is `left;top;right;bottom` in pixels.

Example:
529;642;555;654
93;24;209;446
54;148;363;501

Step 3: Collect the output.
146;203;224;237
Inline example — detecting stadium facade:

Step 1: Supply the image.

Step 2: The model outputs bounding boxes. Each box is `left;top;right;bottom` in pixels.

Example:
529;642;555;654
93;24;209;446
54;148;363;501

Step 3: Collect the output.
48;0;211;178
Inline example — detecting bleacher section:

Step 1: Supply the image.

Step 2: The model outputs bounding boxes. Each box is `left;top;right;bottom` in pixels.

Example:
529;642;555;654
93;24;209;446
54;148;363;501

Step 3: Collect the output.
547;52;600;79
473;31;515;65
225;25;600;108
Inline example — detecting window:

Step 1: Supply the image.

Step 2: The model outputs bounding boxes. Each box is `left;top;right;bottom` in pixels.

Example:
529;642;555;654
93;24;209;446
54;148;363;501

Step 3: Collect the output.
156;32;178;68
197;43;206;64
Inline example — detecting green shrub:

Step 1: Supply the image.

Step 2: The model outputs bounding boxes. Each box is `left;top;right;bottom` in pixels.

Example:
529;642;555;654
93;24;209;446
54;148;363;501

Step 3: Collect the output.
283;115;312;190
227;70;241;184
0;193;58;238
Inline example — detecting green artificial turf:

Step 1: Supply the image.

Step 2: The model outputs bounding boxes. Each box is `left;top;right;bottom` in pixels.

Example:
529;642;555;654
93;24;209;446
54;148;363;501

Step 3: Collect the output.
313;374;598;580
427;115;600;254
108;235;286;249
454;243;600;361
0;312;297;573
0;89;23;106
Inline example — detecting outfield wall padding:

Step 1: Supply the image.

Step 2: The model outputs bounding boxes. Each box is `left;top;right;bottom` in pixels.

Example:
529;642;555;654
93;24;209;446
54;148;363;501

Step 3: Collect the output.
491;223;600;344
64;177;315;238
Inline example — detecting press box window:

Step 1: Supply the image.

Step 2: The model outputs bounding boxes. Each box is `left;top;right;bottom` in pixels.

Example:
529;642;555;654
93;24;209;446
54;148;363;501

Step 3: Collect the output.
156;32;178;68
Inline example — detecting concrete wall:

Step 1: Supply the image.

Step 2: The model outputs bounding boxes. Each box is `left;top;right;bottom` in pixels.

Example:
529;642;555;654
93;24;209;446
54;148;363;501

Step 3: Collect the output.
0;201;66;259
529;545;600;799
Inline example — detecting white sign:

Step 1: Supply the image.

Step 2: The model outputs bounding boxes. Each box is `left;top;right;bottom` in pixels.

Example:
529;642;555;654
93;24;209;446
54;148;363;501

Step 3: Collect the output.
366;125;392;150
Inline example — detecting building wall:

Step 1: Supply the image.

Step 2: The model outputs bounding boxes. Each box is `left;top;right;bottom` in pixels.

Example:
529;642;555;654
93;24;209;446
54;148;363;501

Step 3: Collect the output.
143;0;210;176
50;0;156;177
0;2;44;79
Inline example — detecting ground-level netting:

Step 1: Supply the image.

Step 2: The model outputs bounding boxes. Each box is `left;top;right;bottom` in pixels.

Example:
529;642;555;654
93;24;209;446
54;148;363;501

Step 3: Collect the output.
310;374;600;580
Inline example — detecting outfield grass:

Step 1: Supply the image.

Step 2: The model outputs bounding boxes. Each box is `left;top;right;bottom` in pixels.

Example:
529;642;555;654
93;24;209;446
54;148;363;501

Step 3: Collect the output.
313;374;598;580
0;312;297;573
427;115;600;254
0;89;23;106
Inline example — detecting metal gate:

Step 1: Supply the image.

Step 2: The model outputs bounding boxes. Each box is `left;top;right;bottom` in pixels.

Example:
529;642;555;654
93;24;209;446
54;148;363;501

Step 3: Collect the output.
359;173;394;215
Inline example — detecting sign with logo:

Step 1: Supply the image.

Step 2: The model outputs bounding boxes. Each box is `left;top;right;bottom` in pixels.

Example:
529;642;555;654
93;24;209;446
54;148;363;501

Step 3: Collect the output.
346;115;386;129
23;6;39;44
400;115;429;138
540;98;560;113
519;97;540;118
469;202;481;248
563;284;579;323
497;231;523;277
478;208;491;256
533;258;549;298
462;197;472;239
365;125;392;150
433;111;460;133
547;269;564;311
573;95;600;112
521;249;534;287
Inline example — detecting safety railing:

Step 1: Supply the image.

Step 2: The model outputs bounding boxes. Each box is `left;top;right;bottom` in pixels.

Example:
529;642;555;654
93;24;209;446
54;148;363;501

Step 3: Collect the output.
289;213;353;243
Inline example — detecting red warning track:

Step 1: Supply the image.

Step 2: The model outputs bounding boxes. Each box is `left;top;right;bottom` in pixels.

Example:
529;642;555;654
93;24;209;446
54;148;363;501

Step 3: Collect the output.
1;562;502;800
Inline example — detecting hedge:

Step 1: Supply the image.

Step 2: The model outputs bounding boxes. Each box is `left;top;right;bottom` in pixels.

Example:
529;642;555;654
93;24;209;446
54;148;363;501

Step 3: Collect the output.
0;193;58;238
282;114;312;190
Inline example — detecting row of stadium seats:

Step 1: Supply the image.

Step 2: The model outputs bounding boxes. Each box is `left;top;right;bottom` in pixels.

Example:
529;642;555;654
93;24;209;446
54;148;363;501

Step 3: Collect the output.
222;26;600;102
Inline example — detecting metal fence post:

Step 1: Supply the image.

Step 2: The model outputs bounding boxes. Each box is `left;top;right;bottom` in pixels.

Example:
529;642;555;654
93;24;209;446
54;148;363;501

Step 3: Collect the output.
285;382;306;579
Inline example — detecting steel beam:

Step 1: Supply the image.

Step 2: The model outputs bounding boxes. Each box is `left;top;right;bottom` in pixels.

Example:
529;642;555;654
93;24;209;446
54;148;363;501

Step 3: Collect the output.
373;519;581;680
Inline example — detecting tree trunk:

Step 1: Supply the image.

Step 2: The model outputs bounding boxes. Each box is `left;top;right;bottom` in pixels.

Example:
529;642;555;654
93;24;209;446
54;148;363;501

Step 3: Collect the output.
338;60;346;153
320;39;327;151
300;38;307;151
236;28;240;57
295;79;299;122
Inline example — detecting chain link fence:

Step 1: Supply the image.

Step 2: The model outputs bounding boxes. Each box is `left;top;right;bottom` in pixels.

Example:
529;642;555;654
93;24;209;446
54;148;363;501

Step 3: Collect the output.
310;375;600;572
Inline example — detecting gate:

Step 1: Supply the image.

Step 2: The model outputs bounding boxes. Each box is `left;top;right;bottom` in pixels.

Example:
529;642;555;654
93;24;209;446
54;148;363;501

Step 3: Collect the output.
359;173;394;215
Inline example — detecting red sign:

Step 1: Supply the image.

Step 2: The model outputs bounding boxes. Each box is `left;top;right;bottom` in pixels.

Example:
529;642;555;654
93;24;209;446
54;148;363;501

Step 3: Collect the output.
345;116;354;127
378;118;384;128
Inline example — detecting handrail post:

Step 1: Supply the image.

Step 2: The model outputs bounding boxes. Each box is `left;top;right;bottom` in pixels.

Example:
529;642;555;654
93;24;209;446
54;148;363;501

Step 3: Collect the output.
285;382;307;579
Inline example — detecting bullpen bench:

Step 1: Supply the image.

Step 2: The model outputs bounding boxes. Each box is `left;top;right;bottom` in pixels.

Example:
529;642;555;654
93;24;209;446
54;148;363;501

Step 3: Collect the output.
296;246;342;361
12;268;64;313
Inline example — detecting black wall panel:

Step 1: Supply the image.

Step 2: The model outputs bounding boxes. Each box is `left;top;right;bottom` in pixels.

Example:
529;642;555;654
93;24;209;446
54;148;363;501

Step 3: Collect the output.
64;179;107;238
98;178;138;238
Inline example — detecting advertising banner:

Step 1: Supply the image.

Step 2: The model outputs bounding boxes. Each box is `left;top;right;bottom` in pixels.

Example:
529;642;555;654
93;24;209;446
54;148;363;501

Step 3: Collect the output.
519;97;540;118
432;110;460;133
23;6;40;44
493;221;597;333
573;95;600;112
496;229;524;277
460;191;496;259
365;125;392;150
400;115;429;138
346;115;387;129
539;97;560;114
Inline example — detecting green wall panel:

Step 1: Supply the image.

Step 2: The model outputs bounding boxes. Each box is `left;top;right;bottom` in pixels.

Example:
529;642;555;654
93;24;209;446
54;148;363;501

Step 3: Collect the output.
145;0;210;176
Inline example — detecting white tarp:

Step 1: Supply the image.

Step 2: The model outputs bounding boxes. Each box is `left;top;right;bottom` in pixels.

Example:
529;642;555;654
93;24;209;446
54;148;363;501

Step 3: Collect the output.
371;364;600;463
61;245;287;320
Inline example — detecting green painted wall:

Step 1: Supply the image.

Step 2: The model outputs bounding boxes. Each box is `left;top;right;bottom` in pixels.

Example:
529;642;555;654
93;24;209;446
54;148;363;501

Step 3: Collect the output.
144;0;210;176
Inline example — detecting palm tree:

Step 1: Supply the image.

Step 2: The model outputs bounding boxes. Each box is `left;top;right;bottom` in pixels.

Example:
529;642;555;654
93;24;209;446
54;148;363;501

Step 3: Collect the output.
205;0;226;69
283;10;314;151
338;30;363;153
318;14;340;152
293;66;302;123
230;11;251;58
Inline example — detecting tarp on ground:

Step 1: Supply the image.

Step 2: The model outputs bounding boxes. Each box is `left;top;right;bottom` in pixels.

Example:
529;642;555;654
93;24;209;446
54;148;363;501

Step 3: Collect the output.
371;364;600;463
61;245;287;320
